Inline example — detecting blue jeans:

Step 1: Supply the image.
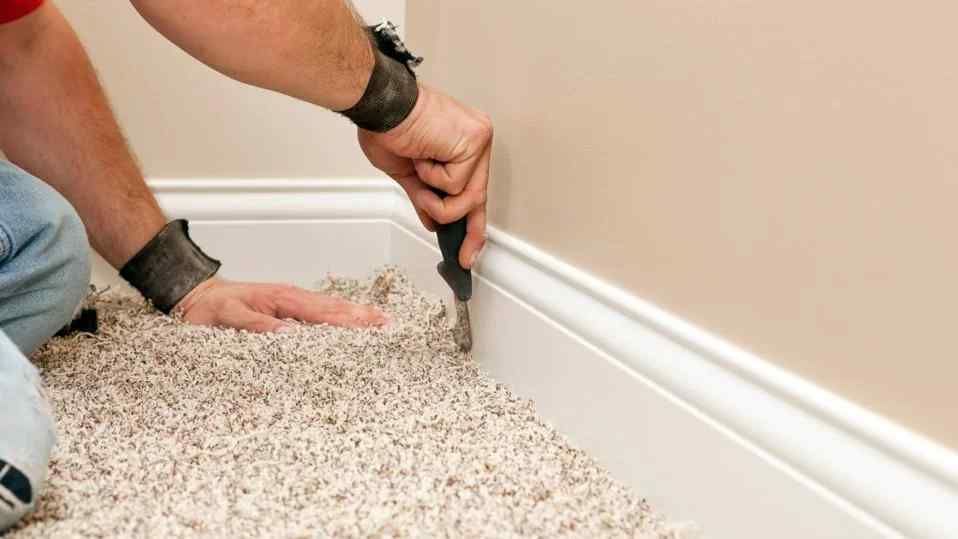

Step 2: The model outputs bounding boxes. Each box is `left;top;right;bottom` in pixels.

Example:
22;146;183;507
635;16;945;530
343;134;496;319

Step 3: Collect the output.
0;160;91;530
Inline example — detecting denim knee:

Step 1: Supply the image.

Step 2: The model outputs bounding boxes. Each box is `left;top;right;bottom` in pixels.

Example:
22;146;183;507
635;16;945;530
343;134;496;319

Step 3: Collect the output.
0;162;91;354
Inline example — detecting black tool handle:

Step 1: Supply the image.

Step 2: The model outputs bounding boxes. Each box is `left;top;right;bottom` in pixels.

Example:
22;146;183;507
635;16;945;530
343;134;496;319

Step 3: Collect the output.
430;187;472;301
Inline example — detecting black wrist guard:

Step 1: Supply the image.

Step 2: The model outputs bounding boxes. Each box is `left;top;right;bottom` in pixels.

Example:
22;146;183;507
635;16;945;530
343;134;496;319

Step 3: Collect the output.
338;21;422;133
119;219;221;314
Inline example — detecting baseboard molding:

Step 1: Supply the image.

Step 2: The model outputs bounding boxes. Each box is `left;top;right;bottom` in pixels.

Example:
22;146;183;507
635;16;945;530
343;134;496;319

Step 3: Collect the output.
147;178;958;539
92;179;396;288
151;178;396;221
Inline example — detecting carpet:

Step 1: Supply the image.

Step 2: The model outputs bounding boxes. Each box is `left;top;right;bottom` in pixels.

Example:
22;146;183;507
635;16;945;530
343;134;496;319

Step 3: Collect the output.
10;269;693;538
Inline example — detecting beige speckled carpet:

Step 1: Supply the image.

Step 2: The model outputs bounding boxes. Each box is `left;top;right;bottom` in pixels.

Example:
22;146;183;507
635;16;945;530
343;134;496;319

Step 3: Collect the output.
11;270;692;538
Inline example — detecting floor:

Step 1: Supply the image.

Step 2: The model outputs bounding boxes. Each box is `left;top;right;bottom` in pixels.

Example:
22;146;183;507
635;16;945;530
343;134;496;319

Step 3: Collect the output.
11;269;692;538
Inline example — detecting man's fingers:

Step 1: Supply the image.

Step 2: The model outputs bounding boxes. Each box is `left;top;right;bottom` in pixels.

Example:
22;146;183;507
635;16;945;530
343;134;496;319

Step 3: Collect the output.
274;287;388;328
415;207;437;232
413;159;458;194
322;302;390;328
417;139;491;226
416;187;482;225
413;158;477;196
394;175;437;231
460;203;487;269
456;142;491;267
220;304;290;333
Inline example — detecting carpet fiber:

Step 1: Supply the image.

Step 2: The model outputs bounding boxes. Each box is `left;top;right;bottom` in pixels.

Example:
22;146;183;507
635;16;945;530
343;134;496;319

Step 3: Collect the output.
12;270;692;538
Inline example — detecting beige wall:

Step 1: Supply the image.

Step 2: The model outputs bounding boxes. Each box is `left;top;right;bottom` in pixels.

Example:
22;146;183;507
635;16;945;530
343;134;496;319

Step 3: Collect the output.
408;1;958;448
59;0;404;178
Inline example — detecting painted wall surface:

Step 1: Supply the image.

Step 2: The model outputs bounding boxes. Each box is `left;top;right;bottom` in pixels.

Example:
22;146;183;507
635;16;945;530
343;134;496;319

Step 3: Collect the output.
58;0;404;178
407;1;958;448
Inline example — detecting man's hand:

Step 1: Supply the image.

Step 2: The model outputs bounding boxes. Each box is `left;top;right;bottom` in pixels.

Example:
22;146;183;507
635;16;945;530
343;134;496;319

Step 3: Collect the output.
359;84;493;269
174;277;388;333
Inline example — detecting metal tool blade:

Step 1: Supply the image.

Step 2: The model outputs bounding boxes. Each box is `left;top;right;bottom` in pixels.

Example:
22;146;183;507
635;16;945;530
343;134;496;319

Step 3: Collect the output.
451;299;472;352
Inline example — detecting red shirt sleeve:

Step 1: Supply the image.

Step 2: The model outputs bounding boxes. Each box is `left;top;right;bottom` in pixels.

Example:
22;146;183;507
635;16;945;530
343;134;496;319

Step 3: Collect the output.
0;0;43;24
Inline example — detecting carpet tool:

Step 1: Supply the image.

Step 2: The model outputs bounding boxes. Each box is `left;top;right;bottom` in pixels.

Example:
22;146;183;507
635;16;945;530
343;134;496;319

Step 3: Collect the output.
431;187;473;352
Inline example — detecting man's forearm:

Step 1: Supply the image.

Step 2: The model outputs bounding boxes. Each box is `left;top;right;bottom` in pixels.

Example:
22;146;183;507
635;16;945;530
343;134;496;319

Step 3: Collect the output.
130;0;375;112
0;3;166;268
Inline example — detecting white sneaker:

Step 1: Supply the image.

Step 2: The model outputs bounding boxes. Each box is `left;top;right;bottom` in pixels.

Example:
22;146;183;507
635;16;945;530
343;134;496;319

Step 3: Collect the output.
0;331;56;533
0;460;34;530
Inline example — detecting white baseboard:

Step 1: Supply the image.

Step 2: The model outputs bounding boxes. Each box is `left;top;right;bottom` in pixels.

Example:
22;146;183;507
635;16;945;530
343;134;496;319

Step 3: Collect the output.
91;179;396;288
140;178;958;539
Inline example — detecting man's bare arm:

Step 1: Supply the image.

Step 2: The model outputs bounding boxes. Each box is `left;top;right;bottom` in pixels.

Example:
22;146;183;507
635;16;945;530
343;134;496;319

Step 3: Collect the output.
130;0;374;111
0;2;385;330
0;2;165;268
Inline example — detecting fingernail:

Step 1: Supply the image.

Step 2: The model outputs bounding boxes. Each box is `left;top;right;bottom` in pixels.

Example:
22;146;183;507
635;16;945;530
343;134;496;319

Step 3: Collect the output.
275;324;294;333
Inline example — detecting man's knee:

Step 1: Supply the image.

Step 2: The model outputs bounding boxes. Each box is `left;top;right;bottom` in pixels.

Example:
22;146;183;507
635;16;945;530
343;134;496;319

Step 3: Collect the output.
0;162;91;352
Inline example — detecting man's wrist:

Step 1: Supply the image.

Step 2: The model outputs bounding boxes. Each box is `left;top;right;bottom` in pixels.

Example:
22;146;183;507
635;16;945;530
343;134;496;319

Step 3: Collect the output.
119;219;221;314
337;22;422;133
338;47;418;132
